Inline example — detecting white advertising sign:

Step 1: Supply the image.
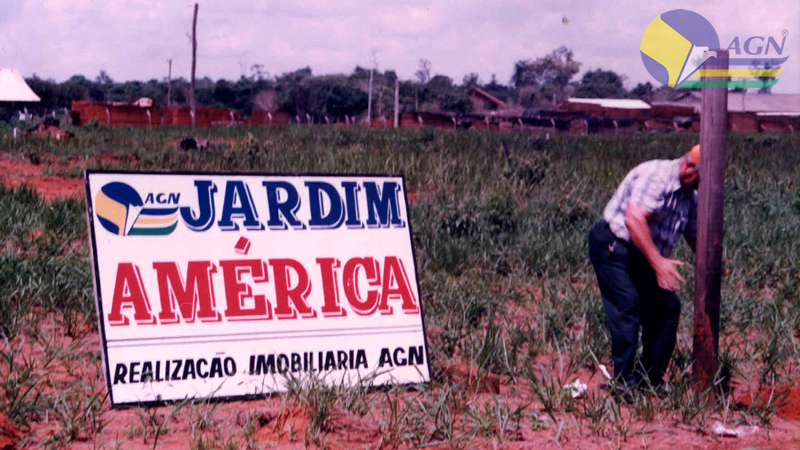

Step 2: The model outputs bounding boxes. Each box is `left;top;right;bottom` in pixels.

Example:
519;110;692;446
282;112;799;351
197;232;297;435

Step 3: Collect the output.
85;171;430;407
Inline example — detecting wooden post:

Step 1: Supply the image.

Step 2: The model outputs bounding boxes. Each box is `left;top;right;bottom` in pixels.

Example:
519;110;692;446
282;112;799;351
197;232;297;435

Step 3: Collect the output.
394;79;400;128
692;49;728;392
190;3;198;128
167;59;172;108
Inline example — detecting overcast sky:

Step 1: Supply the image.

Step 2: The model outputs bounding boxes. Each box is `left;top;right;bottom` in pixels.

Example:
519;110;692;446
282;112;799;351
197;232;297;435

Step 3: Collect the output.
1;0;798;93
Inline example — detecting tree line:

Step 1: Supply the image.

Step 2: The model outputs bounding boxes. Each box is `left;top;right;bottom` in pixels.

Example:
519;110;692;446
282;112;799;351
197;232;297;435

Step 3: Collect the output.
11;46;682;122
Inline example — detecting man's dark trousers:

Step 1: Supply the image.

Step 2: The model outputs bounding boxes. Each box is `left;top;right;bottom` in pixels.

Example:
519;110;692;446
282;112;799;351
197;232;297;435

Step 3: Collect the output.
588;220;681;387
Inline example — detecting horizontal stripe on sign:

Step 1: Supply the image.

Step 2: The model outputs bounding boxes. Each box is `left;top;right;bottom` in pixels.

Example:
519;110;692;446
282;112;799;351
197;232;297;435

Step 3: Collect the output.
702;56;790;67
140;207;179;216
107;324;423;343
128;222;178;235
106;328;425;348
135;215;178;225
691;68;783;78
678;79;780;89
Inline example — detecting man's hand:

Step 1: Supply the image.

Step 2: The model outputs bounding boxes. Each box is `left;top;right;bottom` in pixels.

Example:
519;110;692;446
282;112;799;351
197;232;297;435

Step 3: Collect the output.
652;257;685;291
626;203;686;291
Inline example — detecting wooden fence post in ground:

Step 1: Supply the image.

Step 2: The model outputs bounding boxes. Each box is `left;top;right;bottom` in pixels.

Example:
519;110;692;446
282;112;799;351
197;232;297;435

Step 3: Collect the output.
692;49;729;393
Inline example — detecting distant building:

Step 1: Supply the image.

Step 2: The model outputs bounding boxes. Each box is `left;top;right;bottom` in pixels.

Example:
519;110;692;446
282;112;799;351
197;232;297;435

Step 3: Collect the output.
655;92;800;116
467;87;507;114
560;98;651;118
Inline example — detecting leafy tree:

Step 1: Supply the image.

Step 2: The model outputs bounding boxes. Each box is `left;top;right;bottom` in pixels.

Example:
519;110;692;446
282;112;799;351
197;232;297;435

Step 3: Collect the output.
441;92;472;113
462;72;481;88
62;75;92;102
326;84;368;118
398;80;420;112
351;66;371;80
511;47;578;88
250;64;267;81
384;70;398;86
427;75;453;95
415;59;432;84
212;79;236;106
511;46;580;107
628;82;654;101
96;70;114;85
573;69;627;98
275;67;315;115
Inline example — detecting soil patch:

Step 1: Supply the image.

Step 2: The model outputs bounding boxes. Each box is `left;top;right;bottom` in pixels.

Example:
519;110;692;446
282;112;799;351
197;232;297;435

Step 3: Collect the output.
0;154;84;200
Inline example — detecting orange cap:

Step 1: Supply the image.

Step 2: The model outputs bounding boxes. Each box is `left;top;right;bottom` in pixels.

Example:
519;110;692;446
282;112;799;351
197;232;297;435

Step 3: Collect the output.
689;144;700;164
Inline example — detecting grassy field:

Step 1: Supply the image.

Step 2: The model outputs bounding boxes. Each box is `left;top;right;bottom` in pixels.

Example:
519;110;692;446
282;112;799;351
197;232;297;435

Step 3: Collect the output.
1;124;799;449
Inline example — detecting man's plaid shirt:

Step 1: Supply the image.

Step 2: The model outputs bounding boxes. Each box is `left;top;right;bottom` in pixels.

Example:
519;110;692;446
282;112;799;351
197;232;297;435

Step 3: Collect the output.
603;158;697;257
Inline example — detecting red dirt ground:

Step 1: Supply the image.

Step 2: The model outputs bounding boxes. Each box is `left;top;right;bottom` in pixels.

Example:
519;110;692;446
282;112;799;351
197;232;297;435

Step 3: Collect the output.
0;154;86;200
0;413;22;450
2;152;800;449
738;386;800;422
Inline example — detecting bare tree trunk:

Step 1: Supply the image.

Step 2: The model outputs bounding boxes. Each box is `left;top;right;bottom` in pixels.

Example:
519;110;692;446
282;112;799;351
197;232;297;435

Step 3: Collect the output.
190;3;198;128
394;79;400;128
167;59;172;109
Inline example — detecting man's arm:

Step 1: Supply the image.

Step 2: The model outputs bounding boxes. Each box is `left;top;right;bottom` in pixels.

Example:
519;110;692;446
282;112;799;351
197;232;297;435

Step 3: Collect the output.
625;203;685;291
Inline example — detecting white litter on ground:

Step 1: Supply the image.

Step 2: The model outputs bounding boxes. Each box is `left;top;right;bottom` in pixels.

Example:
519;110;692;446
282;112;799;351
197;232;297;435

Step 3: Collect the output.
563;379;588;398
711;422;759;437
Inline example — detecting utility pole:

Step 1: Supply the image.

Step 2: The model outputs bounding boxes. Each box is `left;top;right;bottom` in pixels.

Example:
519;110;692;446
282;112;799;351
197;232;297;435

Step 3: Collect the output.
167;59;172;108
692;49;729;393
367;50;378;128
394;79;400;128
190;3;198;128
